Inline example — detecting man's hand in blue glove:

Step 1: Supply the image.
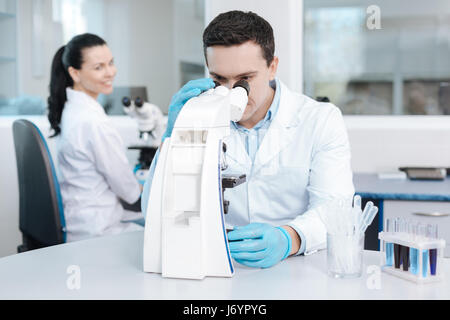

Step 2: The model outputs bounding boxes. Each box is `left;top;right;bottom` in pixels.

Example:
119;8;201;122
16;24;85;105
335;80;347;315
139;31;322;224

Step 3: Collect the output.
162;78;215;141
227;223;292;268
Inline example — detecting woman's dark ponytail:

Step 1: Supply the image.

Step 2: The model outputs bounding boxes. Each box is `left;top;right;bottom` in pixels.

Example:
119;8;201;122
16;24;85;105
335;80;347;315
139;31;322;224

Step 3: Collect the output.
48;45;72;137
47;33;107;137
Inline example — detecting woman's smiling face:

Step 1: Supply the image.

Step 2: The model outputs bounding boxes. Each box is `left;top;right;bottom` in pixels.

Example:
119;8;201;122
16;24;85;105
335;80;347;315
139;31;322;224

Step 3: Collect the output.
69;45;117;100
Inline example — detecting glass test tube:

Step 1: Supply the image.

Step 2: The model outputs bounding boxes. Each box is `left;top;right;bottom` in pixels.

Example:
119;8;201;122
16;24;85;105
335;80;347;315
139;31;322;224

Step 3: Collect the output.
427;224;438;276
400;219;410;271
385;218;394;266
409;223;419;275
418;223;428;277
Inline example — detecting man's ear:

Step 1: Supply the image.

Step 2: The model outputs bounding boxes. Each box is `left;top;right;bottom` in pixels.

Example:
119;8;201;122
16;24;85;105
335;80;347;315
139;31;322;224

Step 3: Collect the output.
67;66;80;84
268;56;279;81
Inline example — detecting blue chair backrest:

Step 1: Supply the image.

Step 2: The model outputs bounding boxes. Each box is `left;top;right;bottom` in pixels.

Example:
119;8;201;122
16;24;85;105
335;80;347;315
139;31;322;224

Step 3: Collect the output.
12;119;66;248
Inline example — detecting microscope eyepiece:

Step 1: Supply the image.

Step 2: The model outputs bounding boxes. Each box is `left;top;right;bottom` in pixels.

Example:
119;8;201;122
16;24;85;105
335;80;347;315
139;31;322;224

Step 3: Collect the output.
135;97;144;108
233;80;250;96
122;97;131;107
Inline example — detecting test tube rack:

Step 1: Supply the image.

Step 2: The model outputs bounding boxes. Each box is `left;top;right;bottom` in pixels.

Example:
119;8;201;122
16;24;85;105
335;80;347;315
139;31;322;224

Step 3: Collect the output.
378;232;446;284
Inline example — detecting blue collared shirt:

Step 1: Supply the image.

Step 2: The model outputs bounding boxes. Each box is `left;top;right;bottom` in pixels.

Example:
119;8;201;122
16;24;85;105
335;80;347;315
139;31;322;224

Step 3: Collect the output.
231;79;280;163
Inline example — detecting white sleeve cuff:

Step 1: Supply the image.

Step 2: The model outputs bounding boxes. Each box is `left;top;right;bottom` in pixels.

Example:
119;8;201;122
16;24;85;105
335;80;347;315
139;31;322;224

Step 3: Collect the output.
286;223;306;255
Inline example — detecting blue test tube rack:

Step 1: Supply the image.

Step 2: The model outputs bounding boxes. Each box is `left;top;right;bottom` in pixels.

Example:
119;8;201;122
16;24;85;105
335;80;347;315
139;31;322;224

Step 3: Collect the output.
378;231;445;284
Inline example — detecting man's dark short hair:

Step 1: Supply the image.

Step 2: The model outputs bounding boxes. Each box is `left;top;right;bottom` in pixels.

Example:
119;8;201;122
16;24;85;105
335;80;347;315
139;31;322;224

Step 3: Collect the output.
203;10;275;67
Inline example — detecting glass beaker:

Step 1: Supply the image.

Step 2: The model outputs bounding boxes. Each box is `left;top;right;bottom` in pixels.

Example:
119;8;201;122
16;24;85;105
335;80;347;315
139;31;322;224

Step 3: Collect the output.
327;232;364;279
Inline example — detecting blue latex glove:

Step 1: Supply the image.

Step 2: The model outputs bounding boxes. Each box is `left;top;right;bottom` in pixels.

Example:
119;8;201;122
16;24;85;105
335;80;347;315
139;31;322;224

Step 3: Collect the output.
162;78;215;141
228;223;292;268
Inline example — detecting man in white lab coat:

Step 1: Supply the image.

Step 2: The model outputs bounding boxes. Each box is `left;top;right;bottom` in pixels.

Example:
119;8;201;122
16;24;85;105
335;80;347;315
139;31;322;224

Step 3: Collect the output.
142;11;354;268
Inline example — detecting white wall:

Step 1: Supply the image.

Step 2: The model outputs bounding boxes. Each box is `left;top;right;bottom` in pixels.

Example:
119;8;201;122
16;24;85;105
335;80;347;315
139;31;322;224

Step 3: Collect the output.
173;0;206;88
16;0;61;100
103;0;175;113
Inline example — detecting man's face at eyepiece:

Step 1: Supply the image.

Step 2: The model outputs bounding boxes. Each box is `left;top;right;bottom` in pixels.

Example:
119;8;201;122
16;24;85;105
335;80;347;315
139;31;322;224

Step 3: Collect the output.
206;41;278;127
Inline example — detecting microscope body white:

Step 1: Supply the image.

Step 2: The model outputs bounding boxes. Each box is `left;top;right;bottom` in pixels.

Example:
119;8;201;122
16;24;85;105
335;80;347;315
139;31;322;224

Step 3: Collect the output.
143;86;247;279
123;101;165;136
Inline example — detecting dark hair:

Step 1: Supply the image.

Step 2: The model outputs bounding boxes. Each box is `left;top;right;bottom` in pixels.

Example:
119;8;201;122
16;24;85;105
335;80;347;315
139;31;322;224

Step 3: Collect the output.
47;33;107;137
202;11;275;67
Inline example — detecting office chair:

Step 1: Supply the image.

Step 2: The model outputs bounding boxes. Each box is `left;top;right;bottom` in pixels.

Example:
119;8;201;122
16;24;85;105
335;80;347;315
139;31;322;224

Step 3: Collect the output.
12;119;66;252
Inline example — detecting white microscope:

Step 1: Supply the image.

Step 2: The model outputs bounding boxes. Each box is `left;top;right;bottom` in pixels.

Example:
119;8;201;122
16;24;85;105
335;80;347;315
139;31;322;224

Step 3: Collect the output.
143;80;250;279
122;96;165;184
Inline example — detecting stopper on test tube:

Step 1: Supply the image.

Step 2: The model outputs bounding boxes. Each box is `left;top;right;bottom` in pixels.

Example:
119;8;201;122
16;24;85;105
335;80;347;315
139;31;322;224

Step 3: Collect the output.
417;223;426;239
407;220;414;236
399;218;407;233
385;218;390;232
426;224;438;239
394;217;400;232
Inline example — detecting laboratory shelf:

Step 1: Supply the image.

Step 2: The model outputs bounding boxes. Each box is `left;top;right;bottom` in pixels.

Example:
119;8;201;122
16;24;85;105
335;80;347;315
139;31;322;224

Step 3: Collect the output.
0;0;17;99
0;56;15;63
0;12;15;19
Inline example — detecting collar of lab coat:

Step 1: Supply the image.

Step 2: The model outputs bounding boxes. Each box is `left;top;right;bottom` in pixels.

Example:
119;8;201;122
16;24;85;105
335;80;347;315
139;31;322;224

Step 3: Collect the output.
66;87;107;118
225;79;305;172
269;80;303;128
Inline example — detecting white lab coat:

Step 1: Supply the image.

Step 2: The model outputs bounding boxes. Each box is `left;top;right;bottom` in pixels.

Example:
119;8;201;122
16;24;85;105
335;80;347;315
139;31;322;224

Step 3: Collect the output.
56;88;143;242
142;80;354;255
221;80;355;255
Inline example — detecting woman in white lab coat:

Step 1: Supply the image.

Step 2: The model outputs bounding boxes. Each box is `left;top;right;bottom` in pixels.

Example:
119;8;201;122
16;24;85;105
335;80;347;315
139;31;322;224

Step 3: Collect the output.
47;33;143;242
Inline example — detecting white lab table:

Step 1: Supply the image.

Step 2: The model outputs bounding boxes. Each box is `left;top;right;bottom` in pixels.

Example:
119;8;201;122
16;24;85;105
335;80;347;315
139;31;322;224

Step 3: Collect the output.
0;231;448;300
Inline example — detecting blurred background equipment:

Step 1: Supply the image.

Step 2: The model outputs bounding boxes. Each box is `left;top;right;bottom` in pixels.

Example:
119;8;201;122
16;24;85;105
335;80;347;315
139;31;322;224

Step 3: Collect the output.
122;94;165;184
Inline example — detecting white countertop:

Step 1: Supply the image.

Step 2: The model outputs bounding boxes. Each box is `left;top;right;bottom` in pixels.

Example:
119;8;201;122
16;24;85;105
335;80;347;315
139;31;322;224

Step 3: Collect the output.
0;230;448;300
